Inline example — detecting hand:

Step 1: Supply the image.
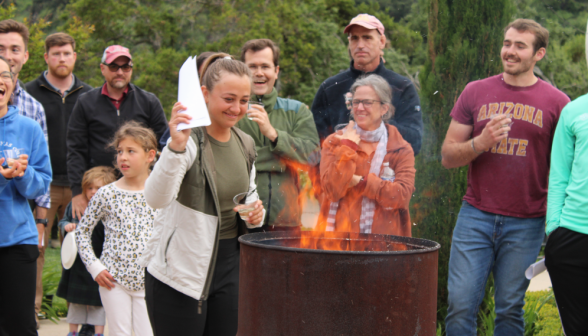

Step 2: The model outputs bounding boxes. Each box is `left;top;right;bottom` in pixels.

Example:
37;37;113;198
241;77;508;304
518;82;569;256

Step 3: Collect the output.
71;194;88;221
0;159;26;178
340;121;360;144
168;102;192;152
95;269;116;290
476;114;512;151
247;105;278;142
65;223;77;233
234;200;264;225
348;174;362;188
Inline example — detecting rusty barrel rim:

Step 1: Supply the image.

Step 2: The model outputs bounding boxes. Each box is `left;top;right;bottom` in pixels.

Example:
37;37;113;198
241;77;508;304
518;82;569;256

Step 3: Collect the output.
238;231;440;255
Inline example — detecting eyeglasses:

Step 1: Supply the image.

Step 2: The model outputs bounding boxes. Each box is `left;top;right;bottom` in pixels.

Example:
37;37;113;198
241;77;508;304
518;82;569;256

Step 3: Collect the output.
104;63;133;73
351;99;383;108
0;71;13;82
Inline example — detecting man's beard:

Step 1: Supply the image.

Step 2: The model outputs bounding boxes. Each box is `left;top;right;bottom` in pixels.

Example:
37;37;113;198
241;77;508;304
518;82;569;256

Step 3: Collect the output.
502;56;533;76
109;78;128;89
49;65;73;79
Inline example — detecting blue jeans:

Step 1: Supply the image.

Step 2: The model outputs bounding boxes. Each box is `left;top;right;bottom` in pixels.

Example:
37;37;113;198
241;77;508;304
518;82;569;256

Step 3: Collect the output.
445;202;545;336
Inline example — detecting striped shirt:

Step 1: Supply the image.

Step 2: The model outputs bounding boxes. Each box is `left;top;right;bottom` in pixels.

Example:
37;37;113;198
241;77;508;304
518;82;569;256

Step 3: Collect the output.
13;81;51;209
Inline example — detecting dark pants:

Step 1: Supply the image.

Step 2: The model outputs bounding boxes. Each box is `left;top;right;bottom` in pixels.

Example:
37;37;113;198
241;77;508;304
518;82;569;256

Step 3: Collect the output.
545;227;588;336
0;244;39;336
145;237;239;336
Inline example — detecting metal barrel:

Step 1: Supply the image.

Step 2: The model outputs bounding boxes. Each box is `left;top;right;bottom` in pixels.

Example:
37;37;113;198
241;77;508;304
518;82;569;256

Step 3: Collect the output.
237;231;440;336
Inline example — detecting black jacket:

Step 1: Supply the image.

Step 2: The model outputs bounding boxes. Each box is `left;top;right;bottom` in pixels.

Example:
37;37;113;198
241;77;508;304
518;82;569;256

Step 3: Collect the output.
311;59;423;155
26;73;93;186
67;83;168;196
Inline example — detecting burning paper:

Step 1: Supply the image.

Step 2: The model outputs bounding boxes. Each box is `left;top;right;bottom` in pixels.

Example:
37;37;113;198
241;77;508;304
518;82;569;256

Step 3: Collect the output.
177;56;211;131
525;258;546;280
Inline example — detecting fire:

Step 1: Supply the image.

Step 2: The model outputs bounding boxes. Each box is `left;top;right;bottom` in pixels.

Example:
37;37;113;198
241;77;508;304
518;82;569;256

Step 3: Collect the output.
274;158;407;252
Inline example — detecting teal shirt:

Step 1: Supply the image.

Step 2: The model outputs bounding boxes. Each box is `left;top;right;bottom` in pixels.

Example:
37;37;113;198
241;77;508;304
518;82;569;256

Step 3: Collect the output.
546;93;588;235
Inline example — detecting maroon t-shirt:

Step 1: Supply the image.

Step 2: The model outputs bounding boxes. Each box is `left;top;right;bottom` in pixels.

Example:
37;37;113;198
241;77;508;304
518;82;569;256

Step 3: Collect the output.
450;74;570;218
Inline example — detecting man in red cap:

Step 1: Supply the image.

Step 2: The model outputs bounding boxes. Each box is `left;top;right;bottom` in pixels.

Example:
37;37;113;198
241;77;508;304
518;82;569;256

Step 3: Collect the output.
67;45;168;219
311;13;423;155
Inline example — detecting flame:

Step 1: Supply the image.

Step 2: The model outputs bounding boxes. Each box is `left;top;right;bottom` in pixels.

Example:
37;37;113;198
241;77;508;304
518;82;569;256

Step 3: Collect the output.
273;158;407;252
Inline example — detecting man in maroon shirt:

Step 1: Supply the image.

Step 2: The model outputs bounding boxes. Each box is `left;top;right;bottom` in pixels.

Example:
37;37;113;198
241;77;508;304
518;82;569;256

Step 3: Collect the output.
441;19;570;336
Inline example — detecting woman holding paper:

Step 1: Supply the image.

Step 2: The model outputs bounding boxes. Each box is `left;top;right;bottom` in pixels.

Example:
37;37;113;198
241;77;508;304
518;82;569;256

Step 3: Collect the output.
139;53;265;335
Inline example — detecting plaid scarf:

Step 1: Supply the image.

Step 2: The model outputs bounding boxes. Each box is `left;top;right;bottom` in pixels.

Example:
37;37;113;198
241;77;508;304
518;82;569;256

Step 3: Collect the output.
326;122;388;233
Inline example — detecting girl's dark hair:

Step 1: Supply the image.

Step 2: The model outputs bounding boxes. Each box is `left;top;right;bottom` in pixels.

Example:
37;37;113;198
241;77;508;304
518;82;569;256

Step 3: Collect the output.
199;52;251;92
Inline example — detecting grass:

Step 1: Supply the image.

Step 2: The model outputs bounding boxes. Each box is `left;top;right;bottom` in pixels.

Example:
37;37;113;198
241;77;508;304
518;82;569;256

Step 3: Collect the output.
42;246;68;319
473;289;564;336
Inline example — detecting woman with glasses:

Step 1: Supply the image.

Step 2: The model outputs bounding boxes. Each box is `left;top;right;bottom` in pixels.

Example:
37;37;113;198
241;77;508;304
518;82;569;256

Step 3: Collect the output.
0;55;52;335
316;74;415;236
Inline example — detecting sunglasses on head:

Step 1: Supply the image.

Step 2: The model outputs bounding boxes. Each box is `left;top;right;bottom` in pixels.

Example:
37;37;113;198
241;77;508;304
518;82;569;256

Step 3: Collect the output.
104;63;133;73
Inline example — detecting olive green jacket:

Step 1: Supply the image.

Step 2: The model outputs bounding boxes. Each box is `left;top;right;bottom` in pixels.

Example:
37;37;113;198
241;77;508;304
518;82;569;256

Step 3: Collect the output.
237;88;320;226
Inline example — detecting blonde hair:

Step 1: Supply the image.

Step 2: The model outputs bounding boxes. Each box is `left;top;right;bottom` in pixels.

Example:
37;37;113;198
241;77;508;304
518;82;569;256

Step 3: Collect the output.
199;52;251;92
109;120;158;167
82;166;117;196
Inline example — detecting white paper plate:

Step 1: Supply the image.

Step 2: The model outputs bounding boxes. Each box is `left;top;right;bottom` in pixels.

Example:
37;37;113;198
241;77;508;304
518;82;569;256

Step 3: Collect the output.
61;232;77;270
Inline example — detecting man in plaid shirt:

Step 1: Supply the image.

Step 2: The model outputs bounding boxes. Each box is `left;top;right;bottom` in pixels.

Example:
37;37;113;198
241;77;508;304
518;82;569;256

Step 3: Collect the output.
0;19;51;330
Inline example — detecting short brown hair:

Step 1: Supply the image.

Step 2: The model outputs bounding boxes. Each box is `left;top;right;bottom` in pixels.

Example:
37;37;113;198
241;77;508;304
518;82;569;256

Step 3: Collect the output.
240;39;280;67
82;166;117;196
45;32;75;53
200;52;251;92
109;121;158;168
504;19;549;53
0;20;29;50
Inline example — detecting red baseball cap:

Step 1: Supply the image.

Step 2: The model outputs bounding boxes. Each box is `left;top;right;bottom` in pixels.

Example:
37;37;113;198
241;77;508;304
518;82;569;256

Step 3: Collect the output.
344;14;385;36
101;45;132;64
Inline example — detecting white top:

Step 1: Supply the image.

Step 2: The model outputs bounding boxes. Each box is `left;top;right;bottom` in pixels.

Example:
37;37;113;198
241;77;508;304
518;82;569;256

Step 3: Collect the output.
76;182;159;291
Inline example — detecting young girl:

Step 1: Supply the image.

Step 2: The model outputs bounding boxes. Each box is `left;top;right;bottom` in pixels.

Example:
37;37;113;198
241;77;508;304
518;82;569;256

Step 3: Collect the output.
139;54;264;335
76;121;158;336
57;166;116;336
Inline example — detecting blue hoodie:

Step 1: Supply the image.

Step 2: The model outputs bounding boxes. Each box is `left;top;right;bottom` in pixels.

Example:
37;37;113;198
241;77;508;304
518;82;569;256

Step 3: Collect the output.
0;105;52;247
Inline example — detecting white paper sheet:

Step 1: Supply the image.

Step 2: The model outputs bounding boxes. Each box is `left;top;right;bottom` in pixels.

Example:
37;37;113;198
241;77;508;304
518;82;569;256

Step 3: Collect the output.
177;56;211;131
525;258;547;280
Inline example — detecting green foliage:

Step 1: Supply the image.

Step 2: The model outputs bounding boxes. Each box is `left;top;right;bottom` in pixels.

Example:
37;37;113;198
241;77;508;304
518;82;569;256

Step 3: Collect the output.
515;0;588;99
41;268;62;323
478;286;496;336
525;290;564;336
18;17;50;81
39;247;69;322
412;0;514;324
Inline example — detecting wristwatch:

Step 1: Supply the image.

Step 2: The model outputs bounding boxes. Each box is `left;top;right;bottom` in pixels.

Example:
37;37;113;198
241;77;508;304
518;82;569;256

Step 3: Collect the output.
35;218;48;227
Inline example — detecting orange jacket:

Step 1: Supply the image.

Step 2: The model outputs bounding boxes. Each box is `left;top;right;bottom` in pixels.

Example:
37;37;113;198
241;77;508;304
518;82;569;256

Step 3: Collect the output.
317;124;415;236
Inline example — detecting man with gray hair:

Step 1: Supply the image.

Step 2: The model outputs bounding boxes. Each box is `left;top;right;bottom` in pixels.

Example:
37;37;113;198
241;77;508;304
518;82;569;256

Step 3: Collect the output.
311;13;423;155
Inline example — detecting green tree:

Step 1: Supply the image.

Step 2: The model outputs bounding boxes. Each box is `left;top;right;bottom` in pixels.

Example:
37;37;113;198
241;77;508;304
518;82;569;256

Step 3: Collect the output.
412;0;514;326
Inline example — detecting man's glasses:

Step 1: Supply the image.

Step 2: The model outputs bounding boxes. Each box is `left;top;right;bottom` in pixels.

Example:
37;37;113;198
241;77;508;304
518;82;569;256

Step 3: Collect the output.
104;63;133;73
0;71;13;82
351;99;383;108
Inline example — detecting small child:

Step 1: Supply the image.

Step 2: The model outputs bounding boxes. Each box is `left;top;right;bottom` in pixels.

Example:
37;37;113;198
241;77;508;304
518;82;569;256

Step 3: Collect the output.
76;121;159;336
57;166;116;336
